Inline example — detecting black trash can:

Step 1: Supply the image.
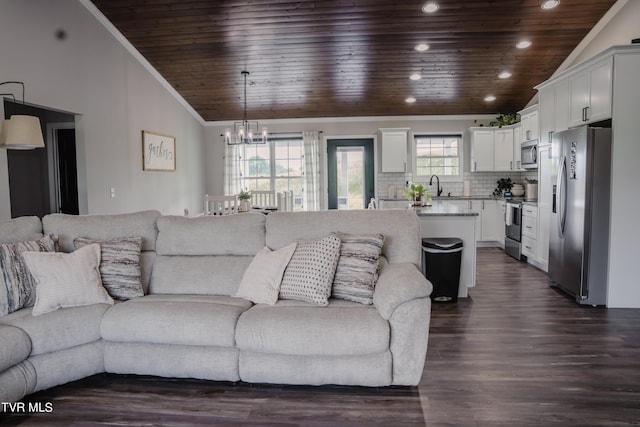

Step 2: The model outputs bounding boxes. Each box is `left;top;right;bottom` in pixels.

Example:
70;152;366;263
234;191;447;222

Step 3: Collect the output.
421;237;463;303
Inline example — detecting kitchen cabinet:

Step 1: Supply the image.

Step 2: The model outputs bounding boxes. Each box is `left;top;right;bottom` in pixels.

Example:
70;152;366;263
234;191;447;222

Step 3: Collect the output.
470;129;494;171
522;204;538;258
480;199;504;244
380;129;408;172
568;56;612;128
520;106;539;142
538;79;569;146
494;128;514;171
470;126;518;172
537;144;553;271
513;126;522;170
446;199;502;243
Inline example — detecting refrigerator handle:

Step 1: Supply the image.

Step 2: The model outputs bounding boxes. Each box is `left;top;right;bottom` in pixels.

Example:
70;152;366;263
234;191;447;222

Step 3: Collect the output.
556;155;567;237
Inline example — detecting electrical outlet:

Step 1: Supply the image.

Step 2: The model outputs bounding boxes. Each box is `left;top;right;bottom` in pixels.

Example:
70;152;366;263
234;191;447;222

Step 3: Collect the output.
110;187;116;198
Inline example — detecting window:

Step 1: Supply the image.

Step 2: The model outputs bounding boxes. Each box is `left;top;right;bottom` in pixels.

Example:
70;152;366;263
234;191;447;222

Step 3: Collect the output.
240;137;304;210
413;134;462;181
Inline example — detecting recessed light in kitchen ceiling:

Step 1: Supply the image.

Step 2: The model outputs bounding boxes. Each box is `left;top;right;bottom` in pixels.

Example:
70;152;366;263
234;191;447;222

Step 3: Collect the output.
405;97;417;104
516;40;532;49
484;95;496;102
541;0;560;10
410;73;422;81
498;71;512;79
422;2;439;13
415;43;430;52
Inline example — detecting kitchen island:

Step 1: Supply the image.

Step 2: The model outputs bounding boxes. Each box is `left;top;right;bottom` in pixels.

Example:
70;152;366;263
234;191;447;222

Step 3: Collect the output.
405;201;479;299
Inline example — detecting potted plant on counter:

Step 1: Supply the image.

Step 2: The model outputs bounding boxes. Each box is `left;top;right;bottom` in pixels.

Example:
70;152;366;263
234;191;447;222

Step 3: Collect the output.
403;183;428;207
238;189;252;212
492;178;513;197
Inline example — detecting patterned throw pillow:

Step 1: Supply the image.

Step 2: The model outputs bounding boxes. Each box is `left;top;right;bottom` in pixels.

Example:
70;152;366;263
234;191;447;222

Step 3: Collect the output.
22;243;114;316
234;243;297;305
0;234;57;316
279;235;341;306
73;237;144;300
331;232;385;305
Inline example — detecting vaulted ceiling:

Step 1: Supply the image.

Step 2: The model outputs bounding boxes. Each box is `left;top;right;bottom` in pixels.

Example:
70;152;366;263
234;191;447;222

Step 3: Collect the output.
90;0;617;122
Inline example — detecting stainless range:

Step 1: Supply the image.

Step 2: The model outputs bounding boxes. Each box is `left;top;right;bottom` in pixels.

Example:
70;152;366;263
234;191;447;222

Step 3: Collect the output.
505;200;523;260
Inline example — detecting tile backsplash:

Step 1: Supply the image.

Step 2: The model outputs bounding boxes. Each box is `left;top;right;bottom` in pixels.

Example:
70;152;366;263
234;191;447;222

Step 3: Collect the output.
377;170;539;199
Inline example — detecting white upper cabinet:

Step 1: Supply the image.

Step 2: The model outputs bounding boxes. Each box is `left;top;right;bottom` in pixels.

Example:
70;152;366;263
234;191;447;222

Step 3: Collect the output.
494;128;514;171
513;125;522;170
519;106;539;142
470;129;494;172
568;56;613;127
380;129;408;172
470;126;519;172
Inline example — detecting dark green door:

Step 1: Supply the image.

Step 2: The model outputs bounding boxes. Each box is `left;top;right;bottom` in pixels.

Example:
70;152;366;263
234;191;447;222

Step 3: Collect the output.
327;139;375;210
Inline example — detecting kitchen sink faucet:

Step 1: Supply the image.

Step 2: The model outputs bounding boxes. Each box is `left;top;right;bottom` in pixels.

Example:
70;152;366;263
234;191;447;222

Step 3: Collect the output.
429;175;443;197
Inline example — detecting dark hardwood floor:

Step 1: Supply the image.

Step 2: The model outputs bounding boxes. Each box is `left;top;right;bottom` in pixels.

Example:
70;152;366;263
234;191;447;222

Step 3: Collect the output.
2;248;640;426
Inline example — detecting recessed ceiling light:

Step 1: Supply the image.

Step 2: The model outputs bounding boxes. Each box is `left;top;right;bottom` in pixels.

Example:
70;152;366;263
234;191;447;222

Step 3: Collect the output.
516;40;532;49
422;2;439;13
484;95;496;102
498;71;512;79
405;97;417;104
541;0;560;10
415;43;430;52
410;73;422;81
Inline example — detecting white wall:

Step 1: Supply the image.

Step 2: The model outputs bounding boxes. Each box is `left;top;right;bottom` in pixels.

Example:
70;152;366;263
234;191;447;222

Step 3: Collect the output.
0;0;205;218
204;115;495;198
567;0;640;68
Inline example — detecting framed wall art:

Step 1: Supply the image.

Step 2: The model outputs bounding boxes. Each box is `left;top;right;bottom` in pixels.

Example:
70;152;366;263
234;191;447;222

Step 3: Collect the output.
142;130;176;171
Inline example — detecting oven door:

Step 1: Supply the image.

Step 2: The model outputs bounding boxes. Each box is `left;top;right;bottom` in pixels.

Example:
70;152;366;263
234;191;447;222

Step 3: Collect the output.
505;202;522;241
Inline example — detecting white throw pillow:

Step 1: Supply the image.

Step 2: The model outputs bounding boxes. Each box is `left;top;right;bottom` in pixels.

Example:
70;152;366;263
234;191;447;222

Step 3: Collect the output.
22;243;114;316
234;243;297;305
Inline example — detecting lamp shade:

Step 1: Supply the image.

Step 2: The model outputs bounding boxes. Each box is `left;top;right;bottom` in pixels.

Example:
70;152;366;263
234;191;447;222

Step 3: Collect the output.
0;115;45;149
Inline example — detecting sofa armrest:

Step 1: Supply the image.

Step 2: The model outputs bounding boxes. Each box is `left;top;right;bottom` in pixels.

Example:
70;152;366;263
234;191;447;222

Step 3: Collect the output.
373;259;432;320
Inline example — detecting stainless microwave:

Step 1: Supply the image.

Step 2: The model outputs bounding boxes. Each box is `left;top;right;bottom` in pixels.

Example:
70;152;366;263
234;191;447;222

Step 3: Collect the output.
521;140;538;169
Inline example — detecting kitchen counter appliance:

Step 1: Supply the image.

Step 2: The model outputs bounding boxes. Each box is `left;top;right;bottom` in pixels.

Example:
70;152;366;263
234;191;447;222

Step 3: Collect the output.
549;126;611;306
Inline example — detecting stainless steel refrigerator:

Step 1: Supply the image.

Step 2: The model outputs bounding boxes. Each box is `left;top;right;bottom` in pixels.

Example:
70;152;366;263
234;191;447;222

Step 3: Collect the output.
549;126;612;306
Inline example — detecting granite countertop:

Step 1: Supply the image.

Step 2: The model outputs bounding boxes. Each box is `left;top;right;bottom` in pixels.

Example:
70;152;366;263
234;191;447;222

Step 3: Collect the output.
413;200;478;217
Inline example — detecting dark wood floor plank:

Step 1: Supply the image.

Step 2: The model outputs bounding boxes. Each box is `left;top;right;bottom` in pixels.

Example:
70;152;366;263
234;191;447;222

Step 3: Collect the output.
2;248;640;426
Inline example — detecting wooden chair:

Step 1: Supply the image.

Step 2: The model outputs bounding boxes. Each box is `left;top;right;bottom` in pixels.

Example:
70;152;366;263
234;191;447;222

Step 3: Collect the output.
204;195;238;216
251;191;276;208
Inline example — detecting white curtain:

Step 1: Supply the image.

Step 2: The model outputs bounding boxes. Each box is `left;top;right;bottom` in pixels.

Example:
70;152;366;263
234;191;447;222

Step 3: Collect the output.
303;131;322;211
223;143;242;196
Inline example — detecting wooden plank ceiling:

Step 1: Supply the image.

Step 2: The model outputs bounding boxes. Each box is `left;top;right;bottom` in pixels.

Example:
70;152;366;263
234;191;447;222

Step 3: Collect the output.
91;0;617;122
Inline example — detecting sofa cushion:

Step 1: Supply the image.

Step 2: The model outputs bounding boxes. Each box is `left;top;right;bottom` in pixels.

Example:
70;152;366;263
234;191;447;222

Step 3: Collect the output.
0;216;43;244
74;236;144;300
0;303;110;356
0;324;31;372
279;235;341;306
101;294;252;347
149;255;253;295
0;234;57;316
22;244;114;316
155;213;265;256
331;232;384;305
234;243;297;305
265;210;421;266
42;210;160;252
236;299;390;356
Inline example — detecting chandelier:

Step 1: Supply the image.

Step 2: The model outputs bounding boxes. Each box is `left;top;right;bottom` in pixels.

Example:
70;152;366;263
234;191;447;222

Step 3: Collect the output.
224;71;267;145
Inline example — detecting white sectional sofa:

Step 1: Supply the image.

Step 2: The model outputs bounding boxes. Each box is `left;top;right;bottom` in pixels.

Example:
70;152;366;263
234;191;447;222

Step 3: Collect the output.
0;209;432;405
